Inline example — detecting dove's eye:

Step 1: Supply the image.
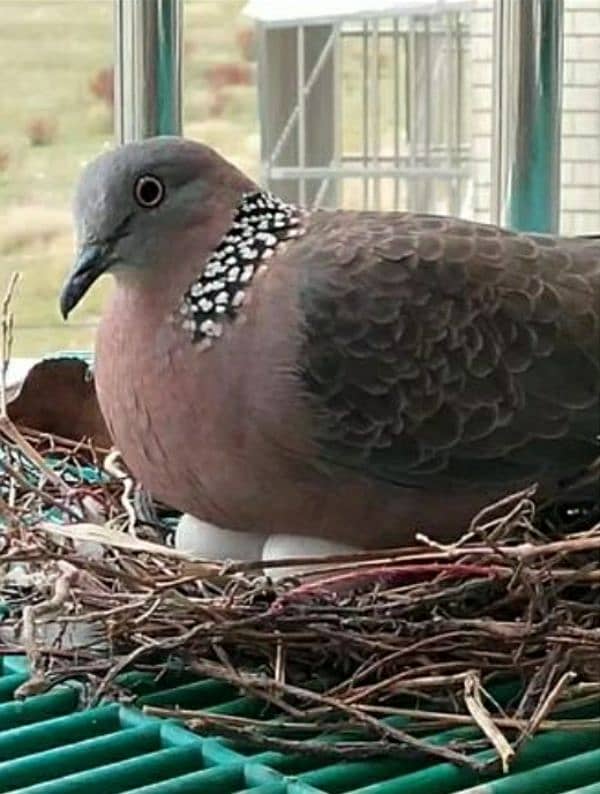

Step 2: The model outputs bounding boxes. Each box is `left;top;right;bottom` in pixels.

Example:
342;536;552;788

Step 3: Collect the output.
134;174;165;208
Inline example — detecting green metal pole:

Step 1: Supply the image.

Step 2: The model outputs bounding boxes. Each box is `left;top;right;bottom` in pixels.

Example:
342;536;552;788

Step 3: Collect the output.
114;0;183;143
156;0;183;135
492;0;564;233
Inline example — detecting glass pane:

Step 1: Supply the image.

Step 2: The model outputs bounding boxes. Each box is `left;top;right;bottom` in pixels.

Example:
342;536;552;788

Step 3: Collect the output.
470;0;600;233
183;0;259;182
3;0;599;358
0;0;113;356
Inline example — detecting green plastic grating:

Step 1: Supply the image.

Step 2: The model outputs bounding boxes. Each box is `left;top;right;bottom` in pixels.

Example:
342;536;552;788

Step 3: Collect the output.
0;656;598;793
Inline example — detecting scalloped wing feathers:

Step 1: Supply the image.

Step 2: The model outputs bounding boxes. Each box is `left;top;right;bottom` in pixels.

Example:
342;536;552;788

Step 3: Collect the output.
294;211;600;490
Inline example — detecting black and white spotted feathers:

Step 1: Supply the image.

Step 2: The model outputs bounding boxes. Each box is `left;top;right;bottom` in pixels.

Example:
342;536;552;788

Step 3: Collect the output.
179;191;304;344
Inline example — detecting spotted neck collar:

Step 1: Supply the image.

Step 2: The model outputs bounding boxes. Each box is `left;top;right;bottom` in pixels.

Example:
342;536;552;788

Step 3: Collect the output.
178;190;305;345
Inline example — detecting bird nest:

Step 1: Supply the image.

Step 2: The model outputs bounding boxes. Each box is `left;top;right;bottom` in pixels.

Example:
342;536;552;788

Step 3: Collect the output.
0;418;599;775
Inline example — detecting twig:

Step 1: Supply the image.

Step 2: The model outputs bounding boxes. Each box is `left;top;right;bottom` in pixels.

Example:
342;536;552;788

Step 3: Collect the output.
189;659;484;770
33;521;216;563
527;671;578;736
464;671;515;773
104;449;137;534
271;563;501;610
0;272;19;418
0;417;72;493
145;707;421;760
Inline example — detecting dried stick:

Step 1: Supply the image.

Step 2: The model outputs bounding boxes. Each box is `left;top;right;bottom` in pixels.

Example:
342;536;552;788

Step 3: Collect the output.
464;671;515;773
188;659;484;770
0;272;19;419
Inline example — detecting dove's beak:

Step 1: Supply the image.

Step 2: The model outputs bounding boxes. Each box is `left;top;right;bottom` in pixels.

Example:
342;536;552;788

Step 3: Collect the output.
60;243;109;319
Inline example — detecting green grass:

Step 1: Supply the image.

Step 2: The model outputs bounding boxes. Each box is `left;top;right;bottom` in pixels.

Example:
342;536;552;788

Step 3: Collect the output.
0;0;256;355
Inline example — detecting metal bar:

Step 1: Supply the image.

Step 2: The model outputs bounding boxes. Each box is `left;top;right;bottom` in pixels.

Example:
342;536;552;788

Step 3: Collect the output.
270;165;469;179
446;14;458;214
256;24;270;186
491;0;508;224
342;29;409;39
408;18;417;210
268;29;337;167
423;15;432;209
333;22;342;206
492;0;564;232
297;25;306;205
372;19;381;210
114;0;183;143
313;173;333;208
362;19;369;207
393;17;400;208
445;15;456;214
454;13;464;215
344;149;470;162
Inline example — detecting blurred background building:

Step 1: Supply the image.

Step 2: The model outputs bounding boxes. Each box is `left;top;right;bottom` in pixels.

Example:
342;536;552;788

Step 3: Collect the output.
0;0;598;355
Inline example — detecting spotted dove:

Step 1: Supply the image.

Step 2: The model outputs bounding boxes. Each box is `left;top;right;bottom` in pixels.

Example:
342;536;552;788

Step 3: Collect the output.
60;137;600;559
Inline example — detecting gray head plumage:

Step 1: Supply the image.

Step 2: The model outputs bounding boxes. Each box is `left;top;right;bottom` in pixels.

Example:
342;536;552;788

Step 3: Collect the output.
60;136;253;317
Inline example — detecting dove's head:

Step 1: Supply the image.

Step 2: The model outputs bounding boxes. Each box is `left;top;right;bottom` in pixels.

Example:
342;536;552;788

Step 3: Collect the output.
60;136;254;318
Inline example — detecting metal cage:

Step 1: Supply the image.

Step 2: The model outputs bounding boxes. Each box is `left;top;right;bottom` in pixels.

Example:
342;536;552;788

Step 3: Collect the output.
246;0;600;235
248;3;472;215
